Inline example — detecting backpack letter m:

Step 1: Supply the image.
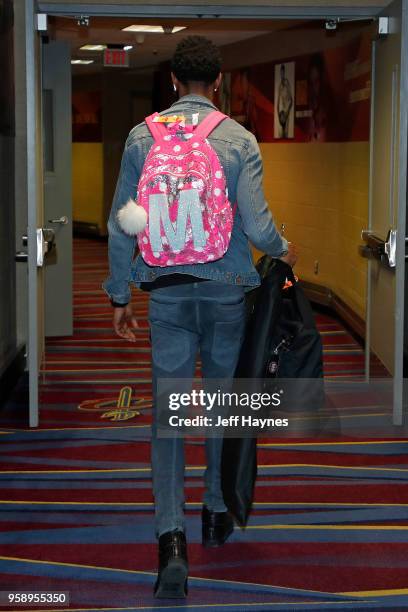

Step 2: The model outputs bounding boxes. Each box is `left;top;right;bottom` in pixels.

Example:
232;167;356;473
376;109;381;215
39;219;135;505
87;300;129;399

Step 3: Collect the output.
148;190;206;253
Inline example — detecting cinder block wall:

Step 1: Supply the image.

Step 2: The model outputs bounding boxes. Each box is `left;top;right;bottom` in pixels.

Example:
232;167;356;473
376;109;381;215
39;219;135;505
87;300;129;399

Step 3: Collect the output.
260;142;368;319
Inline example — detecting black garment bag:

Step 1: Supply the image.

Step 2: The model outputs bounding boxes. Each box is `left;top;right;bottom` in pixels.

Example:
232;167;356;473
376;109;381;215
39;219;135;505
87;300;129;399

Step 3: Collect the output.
221;257;324;527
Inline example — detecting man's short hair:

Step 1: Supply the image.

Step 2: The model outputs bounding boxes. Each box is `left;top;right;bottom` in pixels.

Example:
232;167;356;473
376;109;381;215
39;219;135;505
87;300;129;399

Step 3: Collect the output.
171;36;222;85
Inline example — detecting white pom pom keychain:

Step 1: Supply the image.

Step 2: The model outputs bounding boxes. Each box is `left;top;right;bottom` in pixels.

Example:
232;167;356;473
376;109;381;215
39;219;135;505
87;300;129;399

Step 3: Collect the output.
117;198;148;235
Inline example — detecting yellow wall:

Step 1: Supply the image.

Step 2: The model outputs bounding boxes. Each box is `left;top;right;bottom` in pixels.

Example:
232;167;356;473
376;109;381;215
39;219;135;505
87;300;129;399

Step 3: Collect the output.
72;140;369;319
72;143;104;229
260;142;369;319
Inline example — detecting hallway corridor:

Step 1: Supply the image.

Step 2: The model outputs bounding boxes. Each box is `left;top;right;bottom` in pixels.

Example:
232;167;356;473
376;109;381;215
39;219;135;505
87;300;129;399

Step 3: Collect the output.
0;238;407;611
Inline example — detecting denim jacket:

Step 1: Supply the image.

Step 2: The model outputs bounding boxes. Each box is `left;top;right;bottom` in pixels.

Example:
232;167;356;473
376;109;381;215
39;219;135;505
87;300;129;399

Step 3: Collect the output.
103;94;288;304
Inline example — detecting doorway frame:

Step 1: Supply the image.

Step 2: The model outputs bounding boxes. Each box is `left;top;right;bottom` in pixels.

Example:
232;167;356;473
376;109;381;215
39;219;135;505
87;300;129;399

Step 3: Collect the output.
24;0;407;428
37;3;384;19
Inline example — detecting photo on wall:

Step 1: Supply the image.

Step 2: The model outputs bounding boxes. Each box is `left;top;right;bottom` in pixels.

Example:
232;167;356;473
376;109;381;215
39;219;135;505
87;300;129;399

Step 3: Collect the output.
72;91;102;142
274;61;295;139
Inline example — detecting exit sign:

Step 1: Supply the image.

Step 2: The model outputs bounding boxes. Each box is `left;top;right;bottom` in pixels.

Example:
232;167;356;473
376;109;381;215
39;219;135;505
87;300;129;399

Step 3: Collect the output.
104;48;129;68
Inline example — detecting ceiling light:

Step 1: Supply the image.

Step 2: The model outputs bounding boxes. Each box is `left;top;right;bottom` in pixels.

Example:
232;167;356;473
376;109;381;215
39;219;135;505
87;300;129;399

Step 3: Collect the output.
121;25;186;34
123;45;133;51
71;59;94;65
80;44;106;51
165;26;186;34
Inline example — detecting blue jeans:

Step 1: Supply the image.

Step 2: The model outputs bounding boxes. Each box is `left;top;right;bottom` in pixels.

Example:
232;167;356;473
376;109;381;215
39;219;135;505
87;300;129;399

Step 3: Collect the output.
148;280;246;537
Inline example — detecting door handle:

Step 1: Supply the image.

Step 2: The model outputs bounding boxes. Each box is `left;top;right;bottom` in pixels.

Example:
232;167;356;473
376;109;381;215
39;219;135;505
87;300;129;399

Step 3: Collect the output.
37;228;56;266
359;229;396;268
48;215;68;225
17;229;56;267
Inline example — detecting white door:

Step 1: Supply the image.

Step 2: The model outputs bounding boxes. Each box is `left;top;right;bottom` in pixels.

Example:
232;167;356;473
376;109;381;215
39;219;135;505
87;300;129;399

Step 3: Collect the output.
42;40;73;337
22;6;73;426
364;0;408;424
21;0;44;428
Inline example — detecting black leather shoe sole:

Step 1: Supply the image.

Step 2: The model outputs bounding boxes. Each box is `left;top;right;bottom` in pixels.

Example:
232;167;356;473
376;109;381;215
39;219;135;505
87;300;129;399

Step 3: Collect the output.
154;558;188;599
202;522;234;548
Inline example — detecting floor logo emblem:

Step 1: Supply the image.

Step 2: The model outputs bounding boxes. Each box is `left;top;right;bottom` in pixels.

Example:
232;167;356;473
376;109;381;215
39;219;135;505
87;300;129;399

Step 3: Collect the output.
78;386;151;421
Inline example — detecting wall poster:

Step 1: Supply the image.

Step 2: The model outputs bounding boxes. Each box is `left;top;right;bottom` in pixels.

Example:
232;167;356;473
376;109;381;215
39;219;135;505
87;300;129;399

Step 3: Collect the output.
222;33;371;143
274;61;295;139
72;91;102;142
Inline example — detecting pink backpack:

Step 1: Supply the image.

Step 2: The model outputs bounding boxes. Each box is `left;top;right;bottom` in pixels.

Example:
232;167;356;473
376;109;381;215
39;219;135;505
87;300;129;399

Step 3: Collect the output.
117;110;235;267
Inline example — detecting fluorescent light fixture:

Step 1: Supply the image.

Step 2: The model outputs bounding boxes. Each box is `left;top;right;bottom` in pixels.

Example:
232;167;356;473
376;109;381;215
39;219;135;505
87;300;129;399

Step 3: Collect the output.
122;25;186;34
80;44;107;51
71;59;94;65
123;45;133;51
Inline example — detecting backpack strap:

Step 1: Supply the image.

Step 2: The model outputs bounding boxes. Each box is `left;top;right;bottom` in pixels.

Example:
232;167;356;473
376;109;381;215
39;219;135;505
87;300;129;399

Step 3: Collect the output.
194;110;228;139
145;112;168;141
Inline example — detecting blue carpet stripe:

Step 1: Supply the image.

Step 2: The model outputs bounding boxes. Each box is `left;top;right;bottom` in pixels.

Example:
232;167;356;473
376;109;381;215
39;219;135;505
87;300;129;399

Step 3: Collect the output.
0;557;372;602
2;519;408;545
0;465;407;480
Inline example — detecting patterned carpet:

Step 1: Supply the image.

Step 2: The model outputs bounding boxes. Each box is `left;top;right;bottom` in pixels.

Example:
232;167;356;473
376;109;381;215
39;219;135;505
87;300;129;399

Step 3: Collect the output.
0;237;407;611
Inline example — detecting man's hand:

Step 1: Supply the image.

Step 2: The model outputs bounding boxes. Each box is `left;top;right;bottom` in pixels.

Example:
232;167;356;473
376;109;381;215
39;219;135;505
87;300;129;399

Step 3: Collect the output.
279;242;299;268
112;304;139;342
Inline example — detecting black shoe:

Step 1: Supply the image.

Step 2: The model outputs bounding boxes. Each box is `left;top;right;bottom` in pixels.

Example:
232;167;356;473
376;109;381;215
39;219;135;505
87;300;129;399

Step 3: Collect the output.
202;505;234;548
154;529;188;599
